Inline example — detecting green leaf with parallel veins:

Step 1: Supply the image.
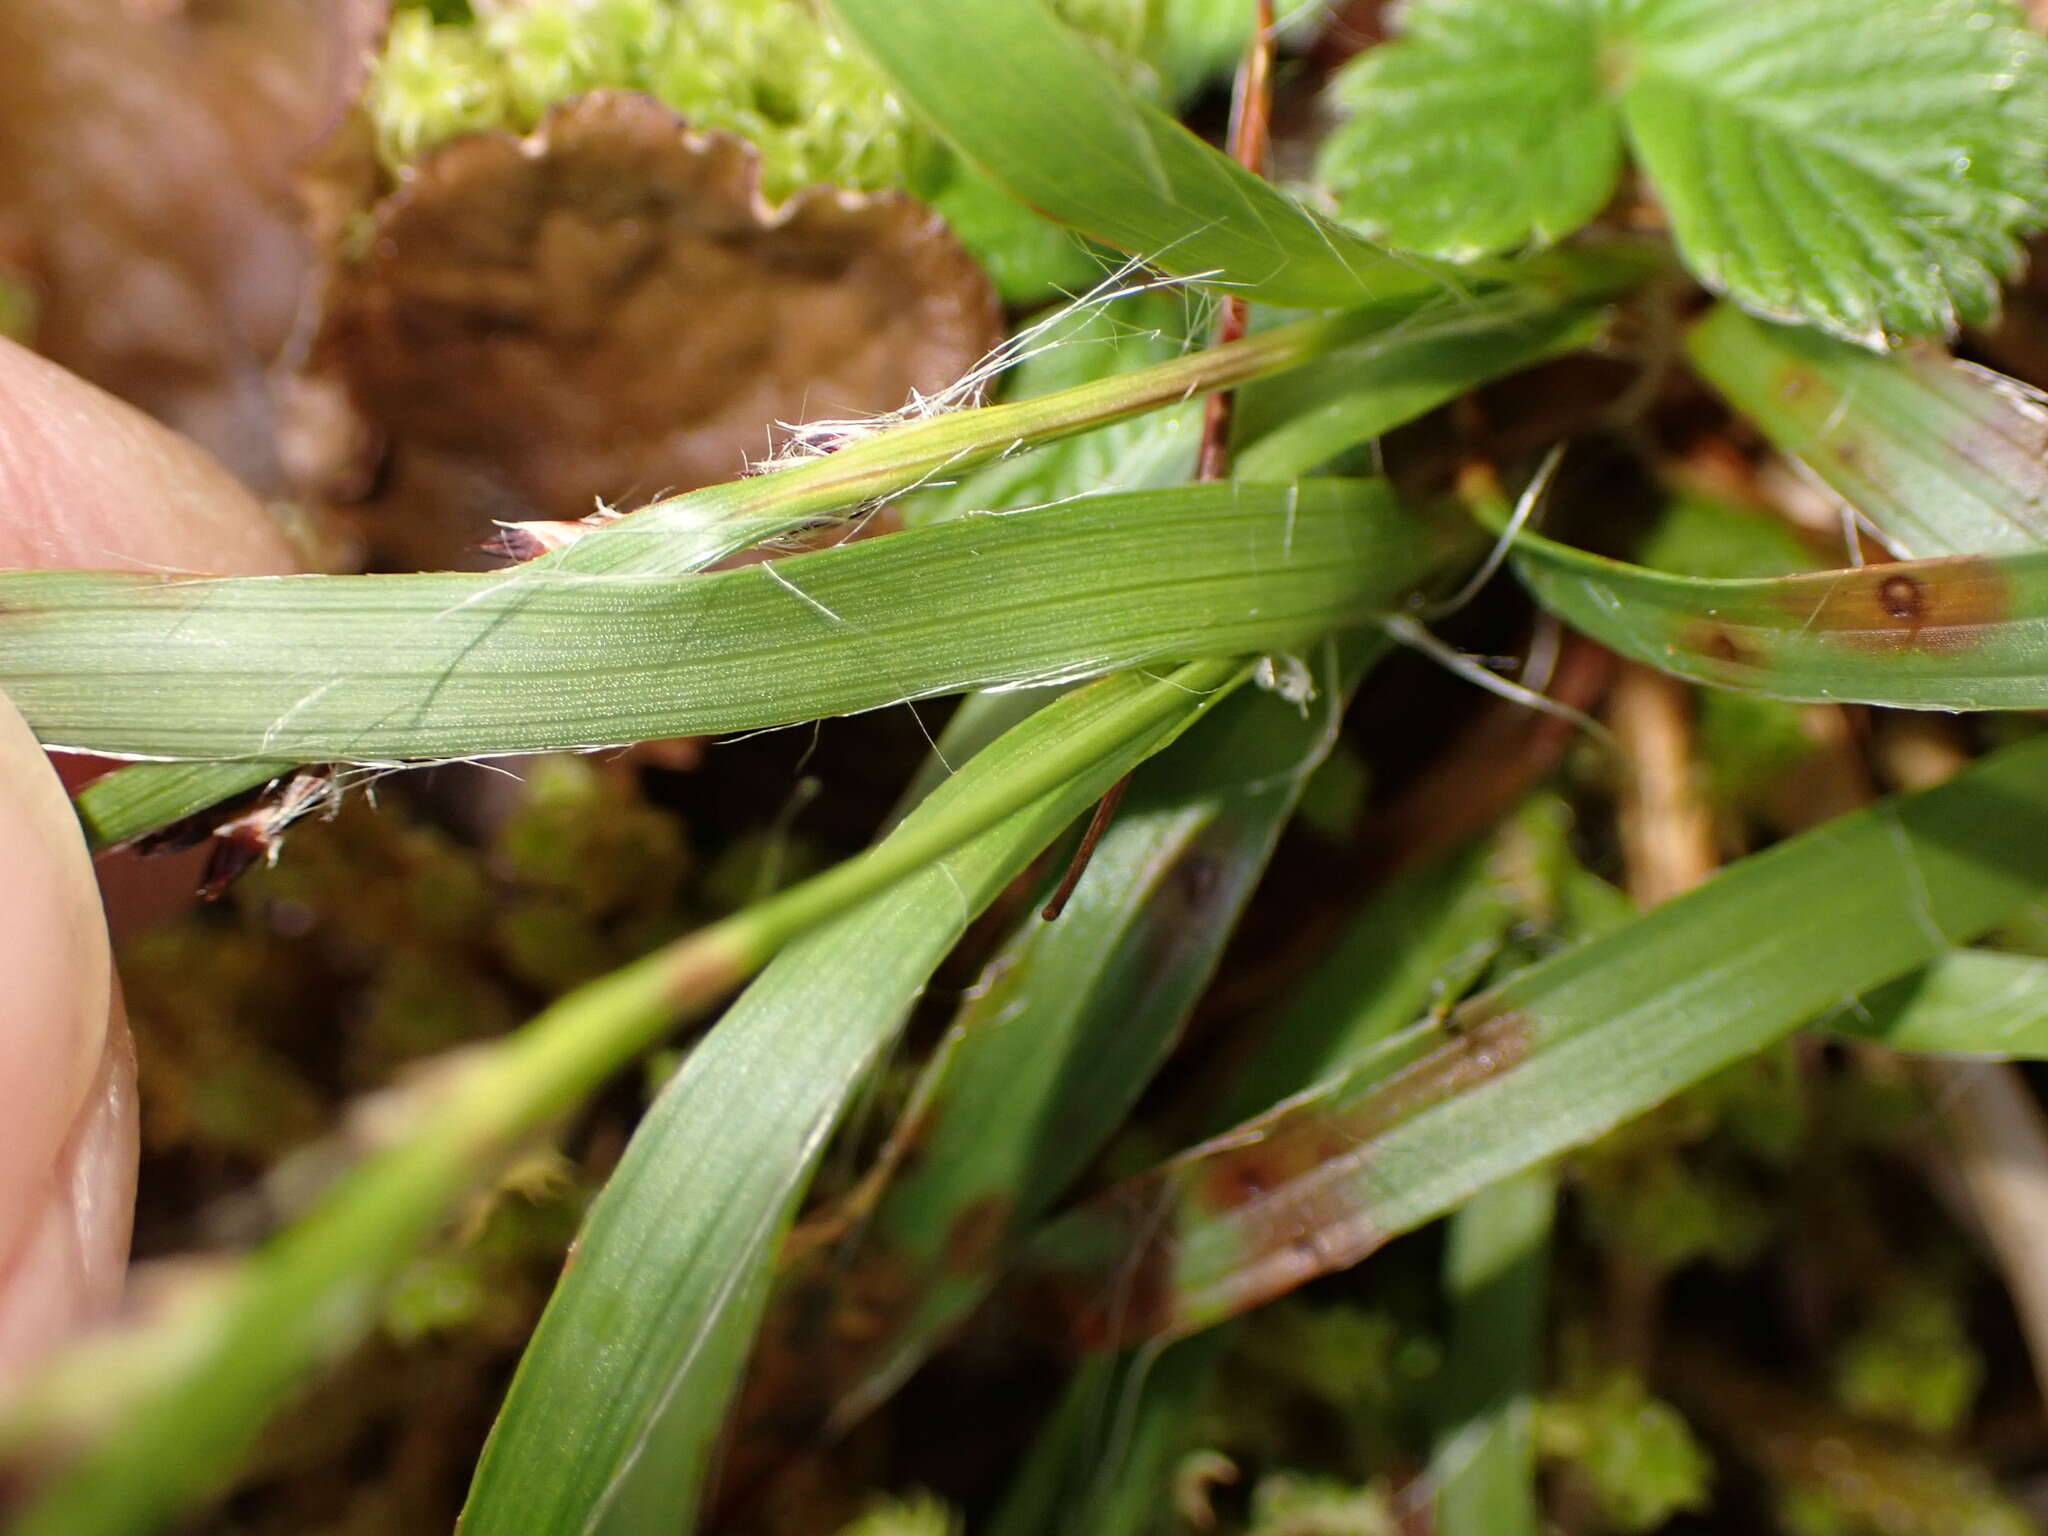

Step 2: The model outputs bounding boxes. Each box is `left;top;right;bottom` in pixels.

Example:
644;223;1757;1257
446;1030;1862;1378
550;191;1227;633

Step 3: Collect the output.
1829;949;2048;1058
1021;732;2048;1345
17;659;1248;1536
1687;304;2048;559
824;0;1460;310
1501;526;2048;711
0;483;1454;762
1316;0;1624;260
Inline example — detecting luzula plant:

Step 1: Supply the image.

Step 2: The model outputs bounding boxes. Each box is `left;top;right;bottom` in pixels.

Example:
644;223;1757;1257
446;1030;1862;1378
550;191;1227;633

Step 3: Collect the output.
7;1;2048;1534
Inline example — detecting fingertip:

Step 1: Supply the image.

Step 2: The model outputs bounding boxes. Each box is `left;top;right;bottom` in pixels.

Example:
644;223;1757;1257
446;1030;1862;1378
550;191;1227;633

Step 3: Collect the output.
0;1018;137;1378
0;692;113;1281
0;336;295;577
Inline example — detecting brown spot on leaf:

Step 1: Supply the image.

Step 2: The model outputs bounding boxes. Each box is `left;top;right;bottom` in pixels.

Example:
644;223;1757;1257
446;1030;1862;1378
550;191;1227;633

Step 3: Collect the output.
1877;573;1924;621
1776;556;2014;654
1198;1121;1359;1213
1047;1007;1540;1350
1774;365;1817;403
1682;621;1764;673
1338;1002;1536;1138
314;92;1000;568
1828;439;1867;477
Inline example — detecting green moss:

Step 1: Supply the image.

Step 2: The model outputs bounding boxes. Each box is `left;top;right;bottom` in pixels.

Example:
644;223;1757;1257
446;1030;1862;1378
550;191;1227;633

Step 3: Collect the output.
1539;1366;1712;1535
832;1491;960;1536
368;0;1152;205
1246;1473;1396;1536
383;1254;487;1342
1831;1277;1984;1439
368;12;508;168
1571;1053;1801;1273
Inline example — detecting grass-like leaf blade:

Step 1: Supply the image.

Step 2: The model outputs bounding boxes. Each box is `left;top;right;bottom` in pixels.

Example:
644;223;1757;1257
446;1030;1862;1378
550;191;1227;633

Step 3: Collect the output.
824;0;1457;310
1503;523;2048;710
1830;950;2048;1058
1233;290;1608;480
12;660;1246;1536
0;482;1455;761
1024;732;2048;1344
1687;304;2048;559
817;638;1383;1436
1432;1170;1554;1536
460;664;1242;1536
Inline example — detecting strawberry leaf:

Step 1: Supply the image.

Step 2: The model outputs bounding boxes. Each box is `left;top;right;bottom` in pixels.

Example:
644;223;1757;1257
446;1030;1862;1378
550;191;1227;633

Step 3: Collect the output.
1315;0;1624;260
1318;0;2048;343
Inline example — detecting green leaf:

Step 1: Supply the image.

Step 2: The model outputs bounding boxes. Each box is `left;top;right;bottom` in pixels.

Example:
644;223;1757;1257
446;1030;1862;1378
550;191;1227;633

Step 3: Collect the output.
1830;949;2048;1058
73;760;290;852
0;482;1456;761
821;636;1385;1435
461;669;1239;1536
823;0;1462;310
15;659;1246;1536
987;1339;1231;1536
1233;289;1609;480
1215;839;1517;1125
986;827;1537;1536
898;290;1204;528
1516;306;2048;709
65;302;1414;843
1316;0;1624;259
1022;731;2048;1344
1617;0;2048;343
1432;1172;1554;1536
1500;520;2048;710
1318;0;2048;342
1688;304;2048;559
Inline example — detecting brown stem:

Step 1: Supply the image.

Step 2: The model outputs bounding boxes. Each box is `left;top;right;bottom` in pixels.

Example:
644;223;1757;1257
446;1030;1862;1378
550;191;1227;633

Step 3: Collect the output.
1194;0;1274;483
1039;775;1131;921
1608;663;1718;908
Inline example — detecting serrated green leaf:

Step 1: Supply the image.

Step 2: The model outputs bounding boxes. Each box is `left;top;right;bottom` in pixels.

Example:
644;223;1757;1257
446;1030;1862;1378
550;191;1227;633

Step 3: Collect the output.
1618;0;2048;343
1318;0;2048;342
1316;0;1624;259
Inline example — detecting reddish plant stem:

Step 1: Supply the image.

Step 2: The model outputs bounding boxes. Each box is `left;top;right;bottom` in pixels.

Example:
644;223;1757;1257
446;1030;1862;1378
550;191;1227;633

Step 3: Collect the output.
1195;0;1274;482
1046;3;1275;920
1038;776;1133;921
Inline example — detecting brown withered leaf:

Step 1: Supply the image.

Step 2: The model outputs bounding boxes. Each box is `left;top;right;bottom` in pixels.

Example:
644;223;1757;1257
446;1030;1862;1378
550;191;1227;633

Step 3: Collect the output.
315;92;1002;570
0;0;387;493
